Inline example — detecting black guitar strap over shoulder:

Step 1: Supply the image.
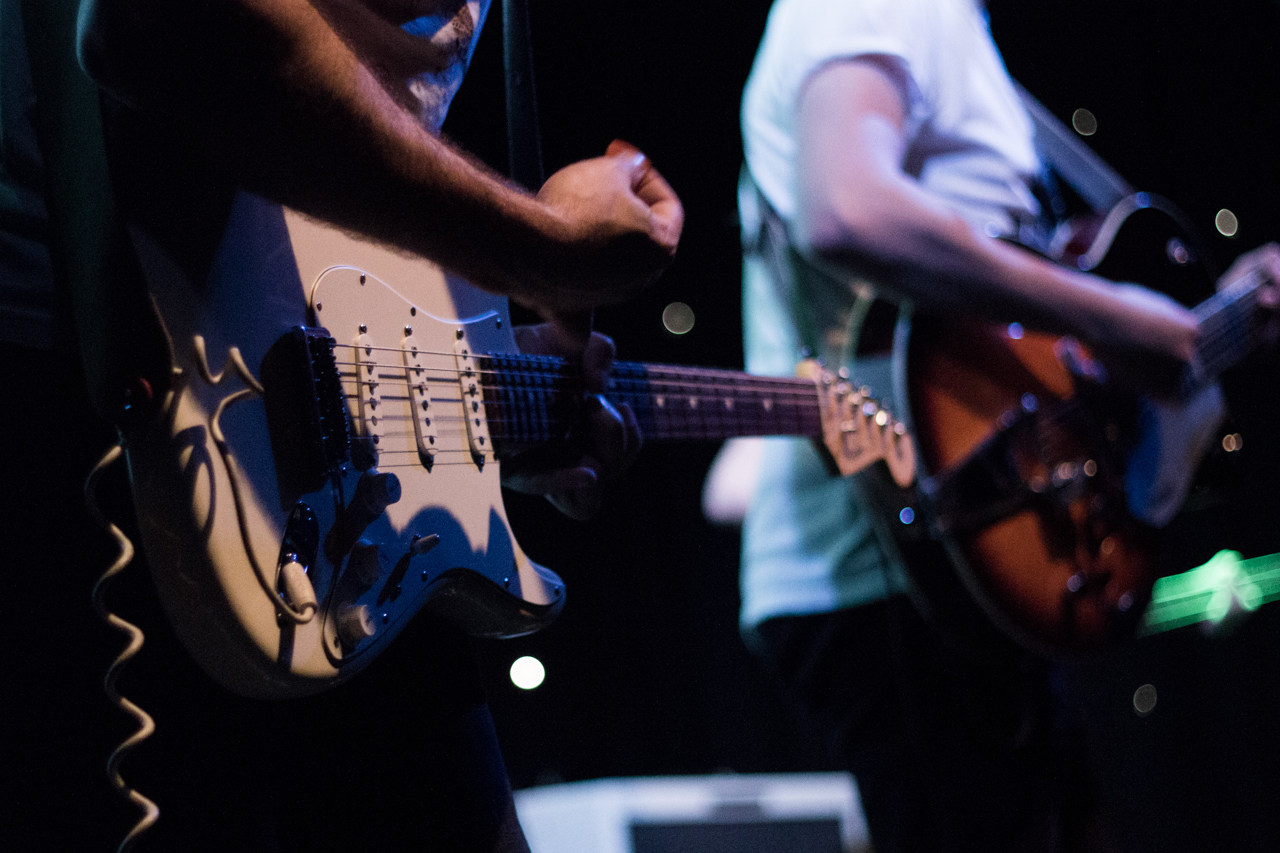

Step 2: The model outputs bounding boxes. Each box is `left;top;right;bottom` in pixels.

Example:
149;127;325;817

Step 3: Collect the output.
20;0;170;430
502;0;545;190
1013;82;1134;216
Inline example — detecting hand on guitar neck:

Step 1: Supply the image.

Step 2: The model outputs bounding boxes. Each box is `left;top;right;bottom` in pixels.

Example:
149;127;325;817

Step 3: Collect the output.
501;321;642;520
498;142;675;519
1087;242;1280;399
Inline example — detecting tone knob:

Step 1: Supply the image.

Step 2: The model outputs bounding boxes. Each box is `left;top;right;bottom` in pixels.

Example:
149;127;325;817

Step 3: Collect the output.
336;604;376;647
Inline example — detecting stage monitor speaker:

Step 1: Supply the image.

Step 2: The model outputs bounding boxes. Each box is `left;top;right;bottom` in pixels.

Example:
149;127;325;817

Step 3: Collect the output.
514;773;869;853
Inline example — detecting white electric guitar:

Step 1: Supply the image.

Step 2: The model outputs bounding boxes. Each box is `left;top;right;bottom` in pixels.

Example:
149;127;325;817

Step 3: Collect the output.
123;194;915;699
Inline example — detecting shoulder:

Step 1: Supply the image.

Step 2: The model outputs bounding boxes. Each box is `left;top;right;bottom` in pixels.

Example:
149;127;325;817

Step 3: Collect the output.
749;0;970;113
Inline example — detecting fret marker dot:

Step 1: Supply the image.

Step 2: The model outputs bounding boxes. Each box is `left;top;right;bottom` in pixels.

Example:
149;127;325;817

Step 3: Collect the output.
662;302;696;335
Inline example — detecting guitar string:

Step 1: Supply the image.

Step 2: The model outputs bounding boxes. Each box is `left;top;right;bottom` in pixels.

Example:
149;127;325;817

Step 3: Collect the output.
331;344;828;387
334;365;837;405
351;414;822;441
336;390;825;417
1192;270;1267;377
335;361;823;398
339;393;822;424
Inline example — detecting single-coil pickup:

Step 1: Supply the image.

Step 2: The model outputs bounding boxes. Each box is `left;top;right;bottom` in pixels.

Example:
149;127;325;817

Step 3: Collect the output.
352;331;384;450
454;328;491;466
400;331;439;467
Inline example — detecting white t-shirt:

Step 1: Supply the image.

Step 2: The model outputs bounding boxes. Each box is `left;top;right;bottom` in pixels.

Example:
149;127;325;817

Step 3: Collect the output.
738;0;1044;627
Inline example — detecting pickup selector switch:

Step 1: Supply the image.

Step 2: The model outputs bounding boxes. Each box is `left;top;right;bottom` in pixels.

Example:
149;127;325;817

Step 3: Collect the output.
325;470;402;562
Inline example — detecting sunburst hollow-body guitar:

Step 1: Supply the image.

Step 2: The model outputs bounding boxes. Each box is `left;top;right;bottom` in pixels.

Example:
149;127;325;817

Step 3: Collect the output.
852;195;1279;656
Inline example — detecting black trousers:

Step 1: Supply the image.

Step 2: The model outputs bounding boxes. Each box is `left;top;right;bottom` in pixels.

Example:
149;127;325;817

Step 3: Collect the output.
753;596;1100;853
2;340;527;852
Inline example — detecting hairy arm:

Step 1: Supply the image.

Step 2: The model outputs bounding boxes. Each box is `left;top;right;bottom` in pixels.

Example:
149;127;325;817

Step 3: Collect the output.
77;0;682;311
793;58;1200;384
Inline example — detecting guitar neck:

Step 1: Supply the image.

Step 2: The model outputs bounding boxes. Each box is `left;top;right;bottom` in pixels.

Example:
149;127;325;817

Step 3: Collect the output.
1187;268;1272;391
478;354;823;451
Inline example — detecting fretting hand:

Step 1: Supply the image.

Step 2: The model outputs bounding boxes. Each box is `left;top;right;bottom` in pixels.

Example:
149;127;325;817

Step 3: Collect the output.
500;321;641;520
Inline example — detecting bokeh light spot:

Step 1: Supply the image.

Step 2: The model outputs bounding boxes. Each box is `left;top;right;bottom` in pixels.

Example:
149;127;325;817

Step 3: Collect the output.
662;302;695;335
1215;208;1239;237
1133;683;1158;716
510;656;546;690
1071;108;1098;136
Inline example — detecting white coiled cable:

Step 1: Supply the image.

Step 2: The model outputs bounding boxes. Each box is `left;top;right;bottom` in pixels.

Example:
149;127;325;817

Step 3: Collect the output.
86;443;159;853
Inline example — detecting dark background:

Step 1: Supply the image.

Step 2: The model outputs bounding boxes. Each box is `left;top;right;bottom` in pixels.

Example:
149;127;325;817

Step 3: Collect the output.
440;1;1280;850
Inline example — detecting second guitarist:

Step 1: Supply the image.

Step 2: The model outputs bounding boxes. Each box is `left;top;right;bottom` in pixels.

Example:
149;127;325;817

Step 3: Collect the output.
737;1;1279;852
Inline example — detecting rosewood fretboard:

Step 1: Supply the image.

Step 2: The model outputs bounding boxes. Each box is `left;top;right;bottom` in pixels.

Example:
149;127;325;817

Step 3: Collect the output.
478;354;823;451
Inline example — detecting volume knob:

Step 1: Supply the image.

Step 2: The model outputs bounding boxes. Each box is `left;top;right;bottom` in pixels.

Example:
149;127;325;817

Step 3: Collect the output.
348;539;384;588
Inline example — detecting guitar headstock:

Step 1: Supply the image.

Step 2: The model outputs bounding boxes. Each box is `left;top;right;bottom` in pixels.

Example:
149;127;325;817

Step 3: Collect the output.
798;360;917;487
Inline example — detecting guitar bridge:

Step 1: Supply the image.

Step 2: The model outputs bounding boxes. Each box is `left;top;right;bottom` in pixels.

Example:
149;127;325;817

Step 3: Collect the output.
261;326;352;501
920;396;1125;539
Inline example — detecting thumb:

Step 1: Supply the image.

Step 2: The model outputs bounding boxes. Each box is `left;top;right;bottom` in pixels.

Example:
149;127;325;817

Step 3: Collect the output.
537;308;595;354
606;139;651;186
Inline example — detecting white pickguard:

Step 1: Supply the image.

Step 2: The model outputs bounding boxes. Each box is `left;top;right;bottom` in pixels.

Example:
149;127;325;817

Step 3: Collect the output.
125;193;561;699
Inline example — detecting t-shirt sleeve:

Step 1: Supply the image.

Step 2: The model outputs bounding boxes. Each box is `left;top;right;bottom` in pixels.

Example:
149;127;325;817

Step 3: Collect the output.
761;0;942;132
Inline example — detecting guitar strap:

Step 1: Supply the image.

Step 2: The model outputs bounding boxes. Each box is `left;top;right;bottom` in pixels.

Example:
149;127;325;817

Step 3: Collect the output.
20;0;170;430
740;166;867;364
1013;82;1134;216
502;0;545;189
23;0;545;432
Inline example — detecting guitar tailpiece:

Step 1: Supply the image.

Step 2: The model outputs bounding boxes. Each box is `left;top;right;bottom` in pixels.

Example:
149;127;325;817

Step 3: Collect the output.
86;443;160;853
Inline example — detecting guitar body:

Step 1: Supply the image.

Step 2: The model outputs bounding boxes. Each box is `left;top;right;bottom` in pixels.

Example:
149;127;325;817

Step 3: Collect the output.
897;315;1156;652
120;188;904;699
854;196;1259;655
125;194;563;699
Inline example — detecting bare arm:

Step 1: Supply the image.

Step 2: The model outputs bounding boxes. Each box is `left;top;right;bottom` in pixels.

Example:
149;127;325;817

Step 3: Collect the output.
77;0;683;311
792;58;1200;385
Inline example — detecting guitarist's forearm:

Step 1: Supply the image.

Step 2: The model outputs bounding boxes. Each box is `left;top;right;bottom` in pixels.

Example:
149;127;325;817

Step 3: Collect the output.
78;0;678;310
792;59;1199;374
